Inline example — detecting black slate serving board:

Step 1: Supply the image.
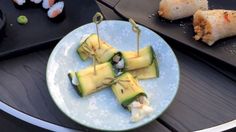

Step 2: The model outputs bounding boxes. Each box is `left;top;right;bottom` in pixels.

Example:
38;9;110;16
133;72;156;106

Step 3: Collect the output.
0;0;100;58
114;0;236;68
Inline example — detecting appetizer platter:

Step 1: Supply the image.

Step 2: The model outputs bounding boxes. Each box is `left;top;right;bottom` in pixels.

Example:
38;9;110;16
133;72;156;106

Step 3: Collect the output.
0;0;100;58
46;15;179;131
114;0;236;68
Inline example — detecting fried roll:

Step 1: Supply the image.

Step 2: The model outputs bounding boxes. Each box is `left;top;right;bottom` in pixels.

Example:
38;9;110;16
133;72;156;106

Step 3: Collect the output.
193;10;236;46
158;0;208;20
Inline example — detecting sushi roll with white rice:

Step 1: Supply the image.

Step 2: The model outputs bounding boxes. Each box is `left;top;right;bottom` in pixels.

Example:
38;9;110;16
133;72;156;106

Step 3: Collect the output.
47;1;65;21
42;0;56;9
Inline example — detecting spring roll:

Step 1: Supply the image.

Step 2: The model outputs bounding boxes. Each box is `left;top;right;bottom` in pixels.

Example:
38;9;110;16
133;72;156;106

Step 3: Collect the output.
111;72;153;122
158;0;208;20
77;34;117;63
193;10;236;46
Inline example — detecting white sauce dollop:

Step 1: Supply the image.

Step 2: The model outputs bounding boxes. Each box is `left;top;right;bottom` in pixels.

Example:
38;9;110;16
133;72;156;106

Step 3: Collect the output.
129;96;153;122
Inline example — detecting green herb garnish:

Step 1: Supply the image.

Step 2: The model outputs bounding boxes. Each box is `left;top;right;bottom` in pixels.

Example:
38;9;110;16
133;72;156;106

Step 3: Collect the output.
17;15;28;25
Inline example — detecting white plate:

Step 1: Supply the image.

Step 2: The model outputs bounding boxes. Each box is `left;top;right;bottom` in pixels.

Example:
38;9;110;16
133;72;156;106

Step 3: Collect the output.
46;20;180;131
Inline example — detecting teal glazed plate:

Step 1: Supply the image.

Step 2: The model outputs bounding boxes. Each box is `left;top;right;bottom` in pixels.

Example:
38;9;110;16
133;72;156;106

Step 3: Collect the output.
46;20;180;131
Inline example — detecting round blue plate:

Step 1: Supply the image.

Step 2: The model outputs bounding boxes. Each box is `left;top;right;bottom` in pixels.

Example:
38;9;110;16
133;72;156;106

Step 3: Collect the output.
46;20;180;131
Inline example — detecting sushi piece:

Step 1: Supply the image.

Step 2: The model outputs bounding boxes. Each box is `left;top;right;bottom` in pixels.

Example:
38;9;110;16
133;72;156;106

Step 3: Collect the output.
158;0;208;20
77;34;117;64
68;62;115;97
193;10;236;46
47;1;65;21
111;72;153;122
42;0;56;9
12;0;27;9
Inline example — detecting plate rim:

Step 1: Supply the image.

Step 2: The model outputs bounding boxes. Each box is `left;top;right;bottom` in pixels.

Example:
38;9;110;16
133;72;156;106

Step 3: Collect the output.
46;20;180;131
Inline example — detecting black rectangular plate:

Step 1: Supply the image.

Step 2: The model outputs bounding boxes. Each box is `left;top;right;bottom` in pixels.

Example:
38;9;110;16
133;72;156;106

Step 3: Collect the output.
0;0;100;58
114;0;236;68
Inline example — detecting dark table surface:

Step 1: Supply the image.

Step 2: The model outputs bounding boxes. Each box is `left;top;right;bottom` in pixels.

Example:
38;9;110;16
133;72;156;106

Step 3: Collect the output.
0;1;235;132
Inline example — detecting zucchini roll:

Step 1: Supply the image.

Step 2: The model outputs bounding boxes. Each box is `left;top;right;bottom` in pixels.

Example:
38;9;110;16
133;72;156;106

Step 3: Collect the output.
112;46;153;71
129;57;159;80
193;10;236;46
111;46;159;80
158;0;208;20
112;72;153;122
68;62;115;97
77;34;117;63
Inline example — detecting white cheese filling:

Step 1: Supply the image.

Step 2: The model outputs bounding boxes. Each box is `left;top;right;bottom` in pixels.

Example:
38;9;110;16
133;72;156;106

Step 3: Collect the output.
115;58;124;69
69;72;78;86
72;75;78;86
128;96;153;122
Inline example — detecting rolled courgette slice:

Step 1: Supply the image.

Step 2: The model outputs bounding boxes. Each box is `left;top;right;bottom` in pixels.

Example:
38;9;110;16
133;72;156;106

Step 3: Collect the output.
68;71;83;96
122;46;153;71
77;34;117;63
129;57;159;80
111;72;146;107
129;47;159;79
111;45;159;80
69;62;115;97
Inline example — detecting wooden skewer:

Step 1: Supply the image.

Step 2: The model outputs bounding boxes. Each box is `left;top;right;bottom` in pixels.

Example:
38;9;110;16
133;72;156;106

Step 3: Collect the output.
92;12;103;75
129;18;141;57
83;45;96;75
93;12;104;49
93;54;96;75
